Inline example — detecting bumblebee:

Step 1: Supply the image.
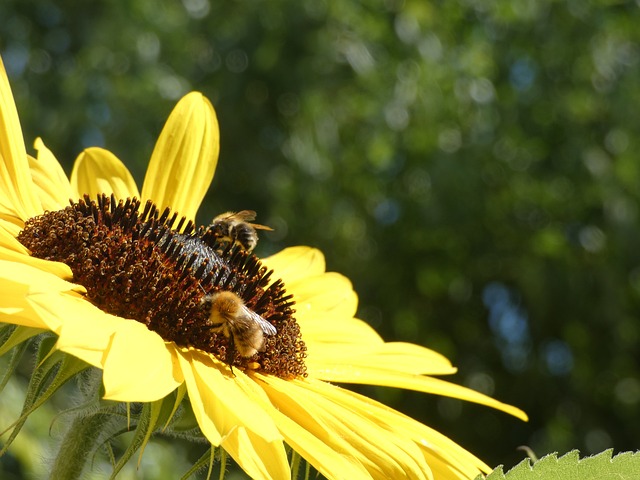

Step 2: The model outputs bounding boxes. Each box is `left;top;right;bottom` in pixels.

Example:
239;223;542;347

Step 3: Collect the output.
203;291;277;362
207;210;272;252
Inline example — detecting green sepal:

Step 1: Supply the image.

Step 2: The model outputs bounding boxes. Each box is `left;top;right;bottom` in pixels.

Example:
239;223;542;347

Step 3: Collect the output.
169;393;201;434
0;336;89;455
0;325;45;394
107;392;183;478
107;402;156;479
0;329;31;395
218;449;228;480
180;446;216;480
0;323;16;351
163;382;187;431
0;323;17;342
288;448;310;480
304;458;311;480
50;408;125;480
48;371;106;432
0;324;46;356
290;449;302;479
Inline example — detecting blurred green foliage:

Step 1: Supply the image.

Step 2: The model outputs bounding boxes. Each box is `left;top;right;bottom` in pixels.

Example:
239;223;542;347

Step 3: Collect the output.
2;0;640;475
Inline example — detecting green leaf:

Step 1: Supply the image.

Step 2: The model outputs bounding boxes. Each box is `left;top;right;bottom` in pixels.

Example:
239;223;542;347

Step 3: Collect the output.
477;450;640;480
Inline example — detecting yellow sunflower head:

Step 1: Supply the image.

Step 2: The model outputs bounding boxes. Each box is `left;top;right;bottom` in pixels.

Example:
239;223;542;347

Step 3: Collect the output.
0;55;526;479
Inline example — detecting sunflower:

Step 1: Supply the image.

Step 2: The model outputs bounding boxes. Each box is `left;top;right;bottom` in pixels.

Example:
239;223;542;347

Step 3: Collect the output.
0;56;526;479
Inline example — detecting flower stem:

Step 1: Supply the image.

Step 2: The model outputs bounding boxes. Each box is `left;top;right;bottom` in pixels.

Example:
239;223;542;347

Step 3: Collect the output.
49;411;115;480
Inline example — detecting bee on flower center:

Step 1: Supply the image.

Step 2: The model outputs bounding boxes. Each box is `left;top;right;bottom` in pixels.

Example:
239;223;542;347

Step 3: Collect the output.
202;290;277;364
207;210;273;252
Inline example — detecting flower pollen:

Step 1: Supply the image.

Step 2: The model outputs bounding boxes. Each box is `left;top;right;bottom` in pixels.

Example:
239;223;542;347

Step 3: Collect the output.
17;194;307;378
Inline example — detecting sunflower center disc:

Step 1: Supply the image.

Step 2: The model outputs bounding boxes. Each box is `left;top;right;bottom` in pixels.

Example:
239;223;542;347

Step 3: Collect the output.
17;194;307;378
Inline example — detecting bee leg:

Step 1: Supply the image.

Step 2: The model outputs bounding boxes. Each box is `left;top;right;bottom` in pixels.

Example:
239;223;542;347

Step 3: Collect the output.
226;333;237;376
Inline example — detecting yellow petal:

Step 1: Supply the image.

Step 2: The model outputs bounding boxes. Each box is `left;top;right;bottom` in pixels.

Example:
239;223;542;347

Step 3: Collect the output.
0;310;50;330
259;375;433;480
249;389;370;479
302;317;383;345
221;426;290;480
0;220;26;251
176;349;282;445
288;272;358;322
311;361;528;421
0;223;73;279
262;247;326;285
0;57;42;220
307;378;491;478
141;92;219;221
102;323;183;402
0;274;60;329
70;147;140;200
0;247;72;279
29;138;74;211
420;453;483;480
6;244;182;402
176;349;222;445
177;351;291;479
307;341;455;376
27;291;113;367
0;259;77;296
0;217;21;237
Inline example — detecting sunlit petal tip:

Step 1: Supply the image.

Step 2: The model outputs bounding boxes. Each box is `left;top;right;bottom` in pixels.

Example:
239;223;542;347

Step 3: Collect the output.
29;137;74;211
0;57;42;220
262;246;327;283
141;91;220;221
70;147;140;200
302;316;384;346
288;271;359;323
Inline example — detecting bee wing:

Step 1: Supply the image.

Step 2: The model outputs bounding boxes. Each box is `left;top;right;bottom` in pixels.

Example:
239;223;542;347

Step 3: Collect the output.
212;211;233;222
234;210;257;222
242;306;277;335
258;316;277;335
213;210;273;231
249;223;274;231
212;210;257;223
231;210;275;232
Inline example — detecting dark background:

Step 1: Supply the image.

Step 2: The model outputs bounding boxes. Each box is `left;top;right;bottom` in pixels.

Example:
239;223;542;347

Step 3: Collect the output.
2;0;640;476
